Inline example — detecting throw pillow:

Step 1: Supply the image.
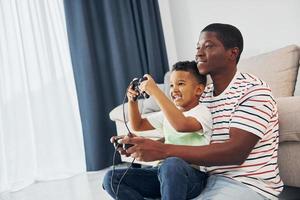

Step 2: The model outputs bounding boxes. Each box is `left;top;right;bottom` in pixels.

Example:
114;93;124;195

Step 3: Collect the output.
142;84;167;114
294;64;300;96
238;45;300;97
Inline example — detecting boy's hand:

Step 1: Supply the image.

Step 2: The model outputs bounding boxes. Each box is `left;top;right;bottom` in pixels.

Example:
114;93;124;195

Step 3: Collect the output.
139;74;159;96
127;84;139;102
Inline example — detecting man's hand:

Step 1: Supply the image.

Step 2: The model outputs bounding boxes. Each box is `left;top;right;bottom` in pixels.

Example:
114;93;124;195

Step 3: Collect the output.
110;134;136;157
120;136;167;162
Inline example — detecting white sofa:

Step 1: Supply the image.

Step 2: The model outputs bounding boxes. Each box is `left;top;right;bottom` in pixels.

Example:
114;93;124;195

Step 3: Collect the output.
109;44;300;189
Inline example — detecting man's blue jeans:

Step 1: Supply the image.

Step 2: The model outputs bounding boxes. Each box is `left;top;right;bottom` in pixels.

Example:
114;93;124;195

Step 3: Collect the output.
102;157;208;200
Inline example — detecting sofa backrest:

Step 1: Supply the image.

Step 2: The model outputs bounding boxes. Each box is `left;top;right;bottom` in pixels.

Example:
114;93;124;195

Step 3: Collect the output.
238;45;300;98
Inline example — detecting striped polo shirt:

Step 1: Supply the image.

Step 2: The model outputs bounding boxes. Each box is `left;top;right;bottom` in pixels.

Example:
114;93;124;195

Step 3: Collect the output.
200;72;283;199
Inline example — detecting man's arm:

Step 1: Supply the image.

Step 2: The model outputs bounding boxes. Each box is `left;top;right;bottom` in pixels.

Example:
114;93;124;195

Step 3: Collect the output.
124;128;259;166
164;128;259;166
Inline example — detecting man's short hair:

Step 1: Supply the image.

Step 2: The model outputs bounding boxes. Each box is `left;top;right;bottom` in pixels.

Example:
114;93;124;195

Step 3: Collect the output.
172;61;207;85
202;23;243;63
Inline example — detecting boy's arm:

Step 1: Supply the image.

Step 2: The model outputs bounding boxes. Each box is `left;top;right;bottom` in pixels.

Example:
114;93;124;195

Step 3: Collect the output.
127;87;154;131
140;75;202;132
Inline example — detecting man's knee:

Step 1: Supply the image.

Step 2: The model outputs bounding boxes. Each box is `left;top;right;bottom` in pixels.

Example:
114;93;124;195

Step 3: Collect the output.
161;157;188;168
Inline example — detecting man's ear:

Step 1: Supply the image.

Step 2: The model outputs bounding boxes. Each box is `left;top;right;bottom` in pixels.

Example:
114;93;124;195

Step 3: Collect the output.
229;47;239;62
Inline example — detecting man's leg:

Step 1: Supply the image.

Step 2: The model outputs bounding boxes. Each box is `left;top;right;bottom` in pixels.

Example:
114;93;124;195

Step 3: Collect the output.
102;167;161;200
195;175;268;200
158;157;208;200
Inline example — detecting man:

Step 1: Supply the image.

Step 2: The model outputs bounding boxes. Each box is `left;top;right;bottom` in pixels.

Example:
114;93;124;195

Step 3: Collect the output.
105;23;283;200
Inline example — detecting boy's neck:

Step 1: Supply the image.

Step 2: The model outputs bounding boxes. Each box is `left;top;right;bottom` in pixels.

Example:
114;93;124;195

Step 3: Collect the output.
177;101;199;112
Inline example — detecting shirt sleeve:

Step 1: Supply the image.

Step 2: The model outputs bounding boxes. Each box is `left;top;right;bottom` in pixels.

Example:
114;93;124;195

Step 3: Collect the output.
146;111;164;130
185;104;212;136
230;85;276;139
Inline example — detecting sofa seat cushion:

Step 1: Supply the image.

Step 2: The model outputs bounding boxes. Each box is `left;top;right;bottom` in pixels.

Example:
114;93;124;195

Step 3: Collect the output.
277;96;300;142
238;45;300;97
278;142;300;187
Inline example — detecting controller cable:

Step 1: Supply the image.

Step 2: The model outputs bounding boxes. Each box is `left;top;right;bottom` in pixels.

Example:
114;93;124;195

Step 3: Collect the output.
110;89;136;200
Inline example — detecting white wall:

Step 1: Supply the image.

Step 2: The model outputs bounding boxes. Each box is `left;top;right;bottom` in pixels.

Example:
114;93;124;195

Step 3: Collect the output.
159;0;300;67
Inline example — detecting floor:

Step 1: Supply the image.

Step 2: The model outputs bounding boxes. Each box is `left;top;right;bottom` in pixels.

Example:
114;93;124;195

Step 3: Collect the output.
0;169;112;200
1;168;299;200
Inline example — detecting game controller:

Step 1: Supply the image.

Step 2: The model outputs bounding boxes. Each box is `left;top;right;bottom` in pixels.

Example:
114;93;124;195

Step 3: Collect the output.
131;77;150;101
113;136;134;150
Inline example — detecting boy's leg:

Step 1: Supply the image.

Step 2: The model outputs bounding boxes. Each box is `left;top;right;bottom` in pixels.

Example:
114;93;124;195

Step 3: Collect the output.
102;167;161;200
195;175;268;200
158;157;208;200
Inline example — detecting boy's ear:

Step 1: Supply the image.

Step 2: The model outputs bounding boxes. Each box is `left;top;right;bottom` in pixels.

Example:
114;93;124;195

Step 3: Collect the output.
195;84;205;96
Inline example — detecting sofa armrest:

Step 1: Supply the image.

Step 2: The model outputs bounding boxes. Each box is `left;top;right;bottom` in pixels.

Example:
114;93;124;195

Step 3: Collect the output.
109;100;144;122
277;96;300;143
109;83;167;122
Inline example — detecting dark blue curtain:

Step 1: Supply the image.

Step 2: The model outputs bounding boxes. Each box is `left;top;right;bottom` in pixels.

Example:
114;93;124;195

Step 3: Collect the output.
63;0;169;170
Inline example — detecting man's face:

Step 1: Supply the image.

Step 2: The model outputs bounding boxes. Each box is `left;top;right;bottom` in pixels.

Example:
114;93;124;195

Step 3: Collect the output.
195;31;231;75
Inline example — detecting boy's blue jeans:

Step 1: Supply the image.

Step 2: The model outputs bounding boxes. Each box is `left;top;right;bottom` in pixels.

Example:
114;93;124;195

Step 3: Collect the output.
102;157;208;200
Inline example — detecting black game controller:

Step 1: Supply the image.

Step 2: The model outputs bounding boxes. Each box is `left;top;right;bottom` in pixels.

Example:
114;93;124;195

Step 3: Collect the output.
131;77;150;101
113;136;134;150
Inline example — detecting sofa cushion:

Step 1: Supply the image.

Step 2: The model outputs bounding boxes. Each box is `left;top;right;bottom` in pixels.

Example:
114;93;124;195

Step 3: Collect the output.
238;45;300;97
109;100;144;122
164;71;171;97
277;96;300;142
278;142;300;187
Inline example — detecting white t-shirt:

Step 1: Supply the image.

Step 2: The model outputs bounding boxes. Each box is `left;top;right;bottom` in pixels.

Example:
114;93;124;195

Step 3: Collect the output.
147;104;212;146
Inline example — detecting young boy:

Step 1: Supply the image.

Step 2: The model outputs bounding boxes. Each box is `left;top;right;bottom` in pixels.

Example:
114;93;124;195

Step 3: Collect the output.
128;61;212;148
103;61;212;200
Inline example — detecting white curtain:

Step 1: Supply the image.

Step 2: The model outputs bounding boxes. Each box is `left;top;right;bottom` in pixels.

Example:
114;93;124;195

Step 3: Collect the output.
0;0;86;193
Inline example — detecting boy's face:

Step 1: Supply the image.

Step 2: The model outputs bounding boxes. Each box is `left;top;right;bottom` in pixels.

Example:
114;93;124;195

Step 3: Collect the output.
195;31;231;75
169;70;204;111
